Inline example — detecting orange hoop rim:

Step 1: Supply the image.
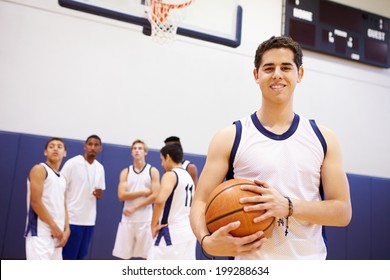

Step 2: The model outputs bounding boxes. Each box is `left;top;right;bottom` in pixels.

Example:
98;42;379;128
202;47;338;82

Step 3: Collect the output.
149;0;193;10
148;0;193;24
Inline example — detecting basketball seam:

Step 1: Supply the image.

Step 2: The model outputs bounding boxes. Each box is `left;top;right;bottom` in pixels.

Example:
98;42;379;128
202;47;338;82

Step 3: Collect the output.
205;182;257;215
207;210;276;234
263;217;276;232
206;207;244;226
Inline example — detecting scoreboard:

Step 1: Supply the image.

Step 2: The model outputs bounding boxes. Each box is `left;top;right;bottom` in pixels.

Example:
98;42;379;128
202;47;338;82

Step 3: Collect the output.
282;0;390;68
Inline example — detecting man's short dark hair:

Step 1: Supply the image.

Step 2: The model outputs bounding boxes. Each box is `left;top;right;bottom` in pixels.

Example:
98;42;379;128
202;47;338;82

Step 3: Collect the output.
254;36;303;70
160;143;183;164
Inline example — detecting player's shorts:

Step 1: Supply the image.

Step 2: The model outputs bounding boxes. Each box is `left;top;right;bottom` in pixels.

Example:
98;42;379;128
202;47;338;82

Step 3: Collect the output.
25;235;63;260
147;237;196;260
112;221;153;259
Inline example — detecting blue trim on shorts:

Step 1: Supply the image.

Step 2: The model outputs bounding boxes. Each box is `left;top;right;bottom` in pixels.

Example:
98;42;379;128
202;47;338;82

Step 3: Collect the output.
154;226;172;246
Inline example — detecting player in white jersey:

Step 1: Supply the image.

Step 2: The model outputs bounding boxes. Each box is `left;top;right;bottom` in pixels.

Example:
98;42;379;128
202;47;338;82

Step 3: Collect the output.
190;36;352;259
61;135;106;260
24;137;69;260
164;136;198;187
148;143;196;260
112;139;160;259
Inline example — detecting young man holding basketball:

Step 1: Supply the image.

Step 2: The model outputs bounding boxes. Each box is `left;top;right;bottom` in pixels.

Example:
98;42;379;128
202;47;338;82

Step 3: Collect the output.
190;36;352;259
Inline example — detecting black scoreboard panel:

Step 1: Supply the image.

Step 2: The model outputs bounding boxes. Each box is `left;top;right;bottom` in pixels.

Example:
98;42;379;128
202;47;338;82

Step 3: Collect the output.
282;0;390;68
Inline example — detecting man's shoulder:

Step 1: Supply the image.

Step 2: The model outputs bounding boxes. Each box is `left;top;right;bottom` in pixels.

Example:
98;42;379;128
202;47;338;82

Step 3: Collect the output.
62;154;82;166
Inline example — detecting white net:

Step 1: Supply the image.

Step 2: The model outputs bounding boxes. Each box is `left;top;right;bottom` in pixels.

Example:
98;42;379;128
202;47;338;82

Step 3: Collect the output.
145;0;193;43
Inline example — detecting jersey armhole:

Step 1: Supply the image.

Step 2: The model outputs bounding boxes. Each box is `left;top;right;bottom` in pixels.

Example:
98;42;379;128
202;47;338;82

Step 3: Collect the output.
309;119;327;157
226;121;242;180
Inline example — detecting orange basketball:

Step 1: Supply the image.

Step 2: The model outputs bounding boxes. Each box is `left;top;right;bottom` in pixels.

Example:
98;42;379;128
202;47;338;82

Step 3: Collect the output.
205;178;275;238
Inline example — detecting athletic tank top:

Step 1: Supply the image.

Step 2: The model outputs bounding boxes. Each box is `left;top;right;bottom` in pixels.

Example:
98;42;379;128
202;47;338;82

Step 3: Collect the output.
230;113;327;259
25;163;66;237
155;167;195;245
122;163;153;223
182;160;190;170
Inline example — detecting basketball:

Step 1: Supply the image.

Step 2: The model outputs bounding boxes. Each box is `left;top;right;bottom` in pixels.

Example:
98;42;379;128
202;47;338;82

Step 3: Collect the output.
205;178;275;238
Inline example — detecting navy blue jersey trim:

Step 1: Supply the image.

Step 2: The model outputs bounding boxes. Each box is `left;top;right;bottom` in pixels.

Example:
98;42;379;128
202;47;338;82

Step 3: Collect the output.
226;121;242;180
154;226;172;246
132;163;149;175
319;180;328;248
251;112;300;141
24;207;38;237
43;163;58;177
160;171;178;224
309;120;327;156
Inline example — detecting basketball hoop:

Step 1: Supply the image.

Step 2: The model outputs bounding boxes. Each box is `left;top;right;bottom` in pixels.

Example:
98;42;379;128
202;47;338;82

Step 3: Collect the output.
145;0;193;43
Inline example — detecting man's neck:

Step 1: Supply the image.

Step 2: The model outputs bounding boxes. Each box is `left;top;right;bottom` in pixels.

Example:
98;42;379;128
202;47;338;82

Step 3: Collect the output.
133;159;146;171
84;154;95;164
257;108;295;135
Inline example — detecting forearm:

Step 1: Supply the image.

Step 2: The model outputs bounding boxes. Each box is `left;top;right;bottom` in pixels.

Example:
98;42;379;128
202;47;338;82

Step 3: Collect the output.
151;202;163;227
134;193;156;211
292;199;351;226
118;190;147;202
190;199;209;242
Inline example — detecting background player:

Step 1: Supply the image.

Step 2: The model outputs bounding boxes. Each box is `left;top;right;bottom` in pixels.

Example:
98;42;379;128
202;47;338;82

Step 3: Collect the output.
112;139;160;259
148;143;196;260
24;137;69;260
61;135;106;260
164;136;198;187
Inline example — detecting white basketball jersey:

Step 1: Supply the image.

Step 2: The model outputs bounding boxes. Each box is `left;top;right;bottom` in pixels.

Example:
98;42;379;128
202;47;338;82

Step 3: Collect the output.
122;163;153;223
181;159;190;170
25;163;66;237
155;167;195;245
230;113;327;260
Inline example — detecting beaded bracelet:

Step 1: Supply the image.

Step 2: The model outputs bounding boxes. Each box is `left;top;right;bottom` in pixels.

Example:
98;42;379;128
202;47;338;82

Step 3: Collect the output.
284;196;293;236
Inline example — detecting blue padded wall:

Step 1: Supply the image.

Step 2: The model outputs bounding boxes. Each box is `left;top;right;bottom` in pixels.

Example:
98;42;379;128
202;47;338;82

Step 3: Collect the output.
0;132;20;258
346;174;372;259
371;177;390;259
0;131;389;260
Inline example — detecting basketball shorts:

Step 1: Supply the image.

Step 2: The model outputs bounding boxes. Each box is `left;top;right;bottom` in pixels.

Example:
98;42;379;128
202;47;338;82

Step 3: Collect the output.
25;235;63;260
112;221;153;259
147;238;196;260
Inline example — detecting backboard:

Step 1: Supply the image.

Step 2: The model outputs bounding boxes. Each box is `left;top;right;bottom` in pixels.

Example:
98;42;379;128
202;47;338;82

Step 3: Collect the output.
58;0;243;47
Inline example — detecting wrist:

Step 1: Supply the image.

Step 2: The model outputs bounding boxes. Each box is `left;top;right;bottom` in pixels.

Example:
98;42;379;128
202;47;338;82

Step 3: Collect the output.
200;234;212;259
284;196;293;218
283;196;293;236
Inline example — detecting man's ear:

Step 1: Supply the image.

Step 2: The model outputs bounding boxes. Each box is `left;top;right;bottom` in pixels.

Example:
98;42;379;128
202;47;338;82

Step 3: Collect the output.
297;66;304;83
253;68;259;84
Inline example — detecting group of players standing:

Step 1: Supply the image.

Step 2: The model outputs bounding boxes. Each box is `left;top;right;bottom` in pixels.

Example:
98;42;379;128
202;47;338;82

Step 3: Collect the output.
25;135;199;260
